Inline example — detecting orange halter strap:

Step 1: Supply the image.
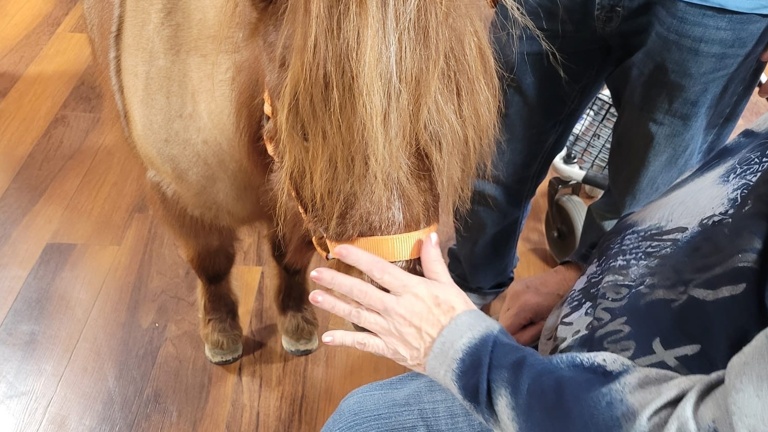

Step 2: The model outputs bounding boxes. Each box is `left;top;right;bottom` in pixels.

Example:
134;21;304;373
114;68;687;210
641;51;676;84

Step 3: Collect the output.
262;92;437;262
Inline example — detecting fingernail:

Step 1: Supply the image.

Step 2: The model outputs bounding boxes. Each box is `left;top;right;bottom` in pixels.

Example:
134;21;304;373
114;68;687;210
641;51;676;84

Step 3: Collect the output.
309;291;324;304
309;270;319;280
430;232;438;246
322;334;333;344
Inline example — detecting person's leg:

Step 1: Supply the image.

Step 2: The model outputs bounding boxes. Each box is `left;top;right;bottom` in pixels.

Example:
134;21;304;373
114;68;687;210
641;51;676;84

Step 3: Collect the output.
572;1;768;265
322;373;491;432
448;0;611;306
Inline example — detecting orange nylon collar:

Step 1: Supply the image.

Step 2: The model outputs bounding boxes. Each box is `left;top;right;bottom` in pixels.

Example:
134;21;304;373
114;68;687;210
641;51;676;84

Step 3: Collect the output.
313;224;439;261
262;91;437;262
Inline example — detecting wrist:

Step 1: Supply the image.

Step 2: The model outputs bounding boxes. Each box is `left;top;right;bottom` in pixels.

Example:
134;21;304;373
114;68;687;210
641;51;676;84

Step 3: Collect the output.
543;262;583;296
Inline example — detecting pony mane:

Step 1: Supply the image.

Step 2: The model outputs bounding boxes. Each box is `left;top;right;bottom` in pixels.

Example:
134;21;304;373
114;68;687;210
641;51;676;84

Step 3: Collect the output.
272;0;529;240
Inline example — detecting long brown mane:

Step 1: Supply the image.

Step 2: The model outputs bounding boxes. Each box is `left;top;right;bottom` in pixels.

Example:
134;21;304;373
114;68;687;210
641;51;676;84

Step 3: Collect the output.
272;0;504;241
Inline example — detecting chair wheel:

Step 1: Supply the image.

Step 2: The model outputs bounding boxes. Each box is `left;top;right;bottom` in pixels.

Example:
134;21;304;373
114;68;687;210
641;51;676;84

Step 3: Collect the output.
545;194;587;262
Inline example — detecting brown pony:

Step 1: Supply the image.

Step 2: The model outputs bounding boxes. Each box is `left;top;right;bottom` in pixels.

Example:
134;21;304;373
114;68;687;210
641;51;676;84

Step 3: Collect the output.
83;0;527;365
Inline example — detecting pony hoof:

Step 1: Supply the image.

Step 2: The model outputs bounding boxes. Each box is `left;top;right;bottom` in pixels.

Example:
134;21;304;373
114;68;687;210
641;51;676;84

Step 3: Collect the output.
205;343;243;365
281;334;318;356
352;323;371;333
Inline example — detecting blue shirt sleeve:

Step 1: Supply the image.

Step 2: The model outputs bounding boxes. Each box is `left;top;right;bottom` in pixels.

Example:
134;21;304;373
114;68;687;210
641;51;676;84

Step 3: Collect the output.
426;310;768;432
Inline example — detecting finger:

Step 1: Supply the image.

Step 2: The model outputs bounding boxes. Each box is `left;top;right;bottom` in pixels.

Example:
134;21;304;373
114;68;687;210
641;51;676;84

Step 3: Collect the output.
513;321;546;346
331;245;413;295
309;289;389;332
761;48;768;62
499;308;532;335
759;82;768;99
321;330;391;357
309;267;391;311
420;232;453;284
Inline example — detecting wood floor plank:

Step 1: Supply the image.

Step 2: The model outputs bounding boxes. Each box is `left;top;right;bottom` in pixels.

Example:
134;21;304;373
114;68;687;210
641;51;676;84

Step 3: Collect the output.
0;27;91;198
58;62;105;116
48;132;146;246
56;2;84;34
196;266;261;432
38;216;260;432
37;214;158;432
235;224;268;268
0;111;98;250
133;266;261;432
49;61;144;246
0;116;114;324
0;0;80;100
0;243;117;432
0;0;56;60
68;11;88;35
234;262;313;431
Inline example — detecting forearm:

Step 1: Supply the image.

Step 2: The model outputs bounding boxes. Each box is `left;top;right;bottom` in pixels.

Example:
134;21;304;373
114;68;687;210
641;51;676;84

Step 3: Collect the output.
426;310;766;432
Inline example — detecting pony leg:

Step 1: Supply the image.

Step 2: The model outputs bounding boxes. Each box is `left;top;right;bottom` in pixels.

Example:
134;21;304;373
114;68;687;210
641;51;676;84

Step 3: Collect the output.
147;179;243;365
271;215;319;356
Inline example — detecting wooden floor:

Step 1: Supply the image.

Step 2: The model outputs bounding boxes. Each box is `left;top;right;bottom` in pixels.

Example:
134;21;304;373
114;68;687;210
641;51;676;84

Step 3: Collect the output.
1;2;766;431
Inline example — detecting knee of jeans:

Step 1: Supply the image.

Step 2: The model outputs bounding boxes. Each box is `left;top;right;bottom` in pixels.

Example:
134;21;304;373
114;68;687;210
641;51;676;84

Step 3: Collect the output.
322;385;389;432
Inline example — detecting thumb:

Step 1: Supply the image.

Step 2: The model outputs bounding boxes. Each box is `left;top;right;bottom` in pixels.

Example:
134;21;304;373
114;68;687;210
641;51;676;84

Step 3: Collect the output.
420;232;453;284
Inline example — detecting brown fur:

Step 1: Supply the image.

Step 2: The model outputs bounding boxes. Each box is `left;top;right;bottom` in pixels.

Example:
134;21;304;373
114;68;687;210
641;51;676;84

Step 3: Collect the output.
83;0;529;363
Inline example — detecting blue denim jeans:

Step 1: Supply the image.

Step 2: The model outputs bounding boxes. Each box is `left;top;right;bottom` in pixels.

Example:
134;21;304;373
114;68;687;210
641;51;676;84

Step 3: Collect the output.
448;0;768;305
322;373;490;432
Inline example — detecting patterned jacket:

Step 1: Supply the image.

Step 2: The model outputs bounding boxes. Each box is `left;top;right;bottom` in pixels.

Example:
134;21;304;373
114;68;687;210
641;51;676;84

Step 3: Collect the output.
426;118;768;431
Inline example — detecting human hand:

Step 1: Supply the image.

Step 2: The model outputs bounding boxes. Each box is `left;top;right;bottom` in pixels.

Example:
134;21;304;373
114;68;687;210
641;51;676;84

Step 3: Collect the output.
498;263;581;346
308;233;476;373
758;48;768;98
